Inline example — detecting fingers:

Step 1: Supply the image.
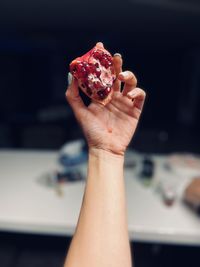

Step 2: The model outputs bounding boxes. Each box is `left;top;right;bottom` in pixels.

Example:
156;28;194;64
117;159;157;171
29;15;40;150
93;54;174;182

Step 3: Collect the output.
127;87;146;111
112;53;123;92
65;73;87;118
118;71;137;96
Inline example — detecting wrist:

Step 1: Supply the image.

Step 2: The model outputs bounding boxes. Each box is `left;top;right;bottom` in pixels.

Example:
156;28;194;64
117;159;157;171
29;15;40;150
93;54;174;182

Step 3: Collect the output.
88;148;124;182
89;147;124;163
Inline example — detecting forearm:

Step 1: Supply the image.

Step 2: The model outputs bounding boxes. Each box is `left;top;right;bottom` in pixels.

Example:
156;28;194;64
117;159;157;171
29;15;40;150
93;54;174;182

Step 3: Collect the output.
64;148;132;267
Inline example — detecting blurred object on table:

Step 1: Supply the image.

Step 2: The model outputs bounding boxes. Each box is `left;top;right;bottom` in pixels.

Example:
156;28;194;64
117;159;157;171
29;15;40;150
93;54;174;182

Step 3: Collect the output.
183;177;200;213
37;139;87;195
168;154;200;170
140;156;154;178
139;156;155;186
59;139;87;167
161;183;177;207
167;153;200;180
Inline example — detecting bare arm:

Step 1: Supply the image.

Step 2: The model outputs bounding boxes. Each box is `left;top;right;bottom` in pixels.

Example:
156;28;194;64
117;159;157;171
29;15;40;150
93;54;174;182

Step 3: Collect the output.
65;149;131;267
64;43;146;267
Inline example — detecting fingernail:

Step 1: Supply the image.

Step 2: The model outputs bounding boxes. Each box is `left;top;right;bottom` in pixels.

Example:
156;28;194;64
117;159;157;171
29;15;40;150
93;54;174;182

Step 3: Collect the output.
114;53;122;58
119;71;129;78
68;72;72;86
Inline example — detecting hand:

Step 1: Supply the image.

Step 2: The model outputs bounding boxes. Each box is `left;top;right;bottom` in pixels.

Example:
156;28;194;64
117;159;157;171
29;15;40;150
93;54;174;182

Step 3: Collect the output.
66;45;146;156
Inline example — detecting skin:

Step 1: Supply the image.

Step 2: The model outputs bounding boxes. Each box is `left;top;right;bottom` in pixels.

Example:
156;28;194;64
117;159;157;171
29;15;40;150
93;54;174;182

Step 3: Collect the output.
184;177;200;207
64;42;146;267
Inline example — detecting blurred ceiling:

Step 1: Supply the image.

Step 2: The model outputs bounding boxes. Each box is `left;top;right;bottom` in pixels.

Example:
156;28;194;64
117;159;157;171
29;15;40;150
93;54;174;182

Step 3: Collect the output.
0;0;199;29
132;0;200;13
0;0;199;47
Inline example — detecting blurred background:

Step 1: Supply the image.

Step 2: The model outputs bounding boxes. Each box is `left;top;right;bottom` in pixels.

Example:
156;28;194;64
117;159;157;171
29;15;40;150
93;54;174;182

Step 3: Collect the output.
0;0;200;152
0;0;200;266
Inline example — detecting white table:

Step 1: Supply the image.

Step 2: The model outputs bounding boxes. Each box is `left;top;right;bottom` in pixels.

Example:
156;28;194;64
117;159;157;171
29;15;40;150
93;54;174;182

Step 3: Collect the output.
0;150;200;245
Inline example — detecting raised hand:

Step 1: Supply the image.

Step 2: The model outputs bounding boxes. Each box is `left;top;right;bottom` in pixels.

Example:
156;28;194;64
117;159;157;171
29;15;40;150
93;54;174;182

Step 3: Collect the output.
66;47;146;156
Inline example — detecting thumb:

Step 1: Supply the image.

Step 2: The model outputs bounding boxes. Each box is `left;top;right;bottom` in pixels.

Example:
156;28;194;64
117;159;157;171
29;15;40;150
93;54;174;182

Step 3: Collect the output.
65;73;87;118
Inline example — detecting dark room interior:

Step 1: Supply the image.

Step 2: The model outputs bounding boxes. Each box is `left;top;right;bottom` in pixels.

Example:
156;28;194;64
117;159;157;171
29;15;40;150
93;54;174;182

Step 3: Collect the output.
0;0;200;266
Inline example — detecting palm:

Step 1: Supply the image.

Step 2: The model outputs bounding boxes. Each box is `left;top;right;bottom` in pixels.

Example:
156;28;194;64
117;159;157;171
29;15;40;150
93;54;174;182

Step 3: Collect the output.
80;91;141;155
66;48;145;155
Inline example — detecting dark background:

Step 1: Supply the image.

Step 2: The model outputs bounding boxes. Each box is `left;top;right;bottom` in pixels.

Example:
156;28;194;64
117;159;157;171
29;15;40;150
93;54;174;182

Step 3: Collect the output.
0;1;200;266
0;0;200;153
0;231;200;267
